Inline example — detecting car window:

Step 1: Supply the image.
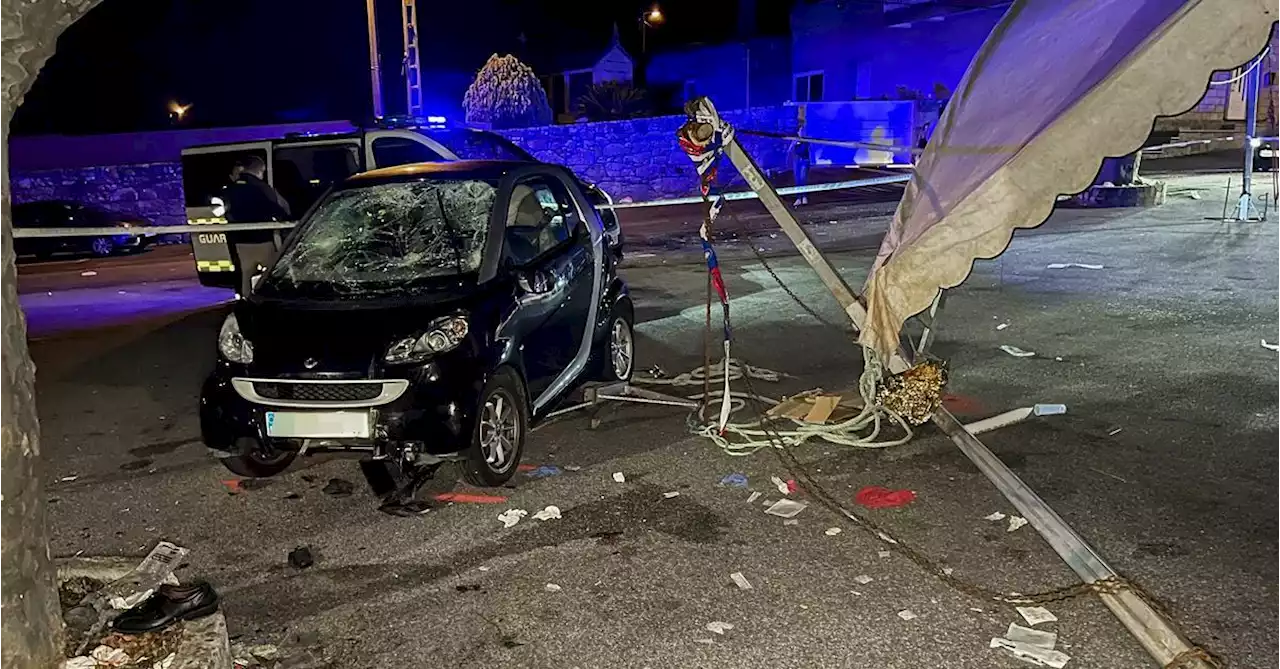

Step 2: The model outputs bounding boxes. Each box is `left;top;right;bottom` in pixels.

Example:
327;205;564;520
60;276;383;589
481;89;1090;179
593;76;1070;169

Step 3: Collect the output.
181;148;269;209
273;143;362;217
505;176;578;266
426;129;534;162
371;136;449;168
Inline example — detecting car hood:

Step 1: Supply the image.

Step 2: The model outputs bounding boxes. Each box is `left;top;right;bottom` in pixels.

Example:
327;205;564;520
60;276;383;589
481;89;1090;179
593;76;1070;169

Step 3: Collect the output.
239;291;484;376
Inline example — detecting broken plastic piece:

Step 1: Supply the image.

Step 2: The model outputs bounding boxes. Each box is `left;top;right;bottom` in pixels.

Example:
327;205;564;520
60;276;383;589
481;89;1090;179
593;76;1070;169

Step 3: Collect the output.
996;323;1009;330
433;492;508;504
612;472;626;483
897;610;917;621
563;465;583;471
720;473;748;488
662;491;680;499
497;509;528;528
525;465;562;478
984;511;1007;521
746;491;761;503
1033;404;1067;416
854;574;874;585
544;583;562;592
854;485;916;509
764;499;807;518
1006;623;1057;649
1000;345;1036;358
64;658;97;669
1262;339;1280;352
532;505;561;521
1007;516;1029;532
770;475;790;495
1017;606;1059;626
825;527;842;536
91;645;130;667
782;519;800;526
152;653;176;669
730;572;753;590
80;270;98;277
990;637;1071;668
705;621;734;635
878;550;891;558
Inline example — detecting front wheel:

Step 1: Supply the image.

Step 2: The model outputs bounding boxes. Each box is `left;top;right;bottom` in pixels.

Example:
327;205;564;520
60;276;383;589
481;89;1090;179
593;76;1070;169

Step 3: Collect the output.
89;237;114;257
599;302;635;382
219;443;296;478
463;368;529;487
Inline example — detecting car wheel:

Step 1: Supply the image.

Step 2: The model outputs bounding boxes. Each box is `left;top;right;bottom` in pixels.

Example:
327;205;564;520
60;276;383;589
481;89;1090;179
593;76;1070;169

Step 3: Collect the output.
599;301;635;382
463;367;528;487
90;237;114;257
219;441;297;478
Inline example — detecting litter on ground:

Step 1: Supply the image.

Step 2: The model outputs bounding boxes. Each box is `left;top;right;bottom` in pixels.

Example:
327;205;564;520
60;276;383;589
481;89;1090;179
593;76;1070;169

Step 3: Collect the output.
1000;345;1037;358
612;472;626;483
764;499;808;518
662;491;680;499
996;323;1009;330
525;465;562;478
854;574;874;585
1046;262;1104;270
1006;623;1057;648
434;492;508;504
782;519;800;526
544;583;562;592
532;505;561;521
1017;606;1059;626
705;621;734;635
563;465;583;471
824;527;842;536
878;550;892;558
770;476;790;495
730;572;753;590
746;491;761;503
854;485;916;509
1034;403;1067;416
990;637;1071;668
720;473;749;488
897;610;917;621
288;546;314;569
1262;339;1280;352
497;509;528;528
984;511;1007;521
1007;516;1029;532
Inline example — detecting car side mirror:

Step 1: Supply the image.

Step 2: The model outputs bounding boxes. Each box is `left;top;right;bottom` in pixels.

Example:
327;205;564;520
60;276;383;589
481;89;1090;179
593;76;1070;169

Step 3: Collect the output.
250;264;266;290
516;268;553;294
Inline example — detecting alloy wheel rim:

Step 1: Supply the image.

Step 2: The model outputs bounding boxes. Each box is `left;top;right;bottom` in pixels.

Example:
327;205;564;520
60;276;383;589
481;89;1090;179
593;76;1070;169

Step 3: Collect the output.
479;390;519;472
91;238;112;255
611;318;633;379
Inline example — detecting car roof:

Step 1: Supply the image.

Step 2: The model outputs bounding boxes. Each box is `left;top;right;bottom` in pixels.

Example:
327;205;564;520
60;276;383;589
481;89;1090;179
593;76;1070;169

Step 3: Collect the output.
181;126;502;153
344;160;540;187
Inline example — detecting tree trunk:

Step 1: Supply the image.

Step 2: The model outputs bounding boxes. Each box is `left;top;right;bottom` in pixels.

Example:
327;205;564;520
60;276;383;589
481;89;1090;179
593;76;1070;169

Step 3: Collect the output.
1;1;101;667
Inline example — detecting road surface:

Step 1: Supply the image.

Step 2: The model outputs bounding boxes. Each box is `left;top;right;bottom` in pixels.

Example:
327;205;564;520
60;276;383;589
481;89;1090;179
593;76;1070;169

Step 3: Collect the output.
25;173;1278;668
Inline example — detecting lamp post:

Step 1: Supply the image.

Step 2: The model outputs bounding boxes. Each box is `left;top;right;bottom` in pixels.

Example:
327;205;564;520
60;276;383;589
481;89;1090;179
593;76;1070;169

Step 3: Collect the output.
640;5;663;55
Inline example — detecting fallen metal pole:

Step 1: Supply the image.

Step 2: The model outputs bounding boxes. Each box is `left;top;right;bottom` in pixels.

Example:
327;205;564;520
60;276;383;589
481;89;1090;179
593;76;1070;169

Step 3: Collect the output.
606;174;909;210
711;111;1213;669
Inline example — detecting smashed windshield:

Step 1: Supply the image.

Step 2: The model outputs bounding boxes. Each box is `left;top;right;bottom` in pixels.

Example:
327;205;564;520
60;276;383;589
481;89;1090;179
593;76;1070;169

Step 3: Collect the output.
260;179;496;297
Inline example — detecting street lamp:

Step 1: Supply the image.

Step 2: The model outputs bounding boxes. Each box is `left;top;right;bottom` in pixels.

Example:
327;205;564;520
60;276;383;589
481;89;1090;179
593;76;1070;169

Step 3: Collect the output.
640;5;663;54
168;101;191;123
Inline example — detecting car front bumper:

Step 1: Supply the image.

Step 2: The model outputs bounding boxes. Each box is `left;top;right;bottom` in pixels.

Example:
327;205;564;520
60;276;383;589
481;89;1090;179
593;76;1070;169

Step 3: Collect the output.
200;358;487;458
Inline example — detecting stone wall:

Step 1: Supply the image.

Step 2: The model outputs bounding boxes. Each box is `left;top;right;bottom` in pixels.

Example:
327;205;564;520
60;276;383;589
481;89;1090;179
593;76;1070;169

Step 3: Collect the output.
10;162;186;229
501;106;800;202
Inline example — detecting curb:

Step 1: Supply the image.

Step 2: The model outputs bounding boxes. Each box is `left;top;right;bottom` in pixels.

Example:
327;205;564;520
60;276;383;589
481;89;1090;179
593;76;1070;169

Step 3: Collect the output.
56;556;232;669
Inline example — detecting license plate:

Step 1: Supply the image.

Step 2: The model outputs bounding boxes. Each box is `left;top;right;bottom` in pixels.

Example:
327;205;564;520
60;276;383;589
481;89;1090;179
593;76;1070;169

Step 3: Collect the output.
265;411;371;439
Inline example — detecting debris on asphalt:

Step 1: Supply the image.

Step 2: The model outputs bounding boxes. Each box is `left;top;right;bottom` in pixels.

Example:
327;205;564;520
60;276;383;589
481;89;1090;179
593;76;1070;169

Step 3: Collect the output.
764;499;807;518
245;644;280;662
1090;467;1129;483
999;345;1037;358
563;465;583;471
1007;516;1029;532
497;509;528;528
105;541;188;611
63;657;97;669
612;472;626;483
433;492;508;504
153;652;176;669
662;491;680;499
854;485;916;509
1108;427;1123;436
996;323;1009;331
282;492;301;500
746;492;761;503
379;499;431;516
825;527;842;536
525;465;562;478
878;550;892;558
288;546;315;569
1034;403;1067;416
1017;606;1059;626
719;473;748;488
770;476;790;495
1262;339;1280;352
322;478;354;497
60;475;79;483
532;505;561;521
693;638;716;645
1046;262;1103;270
730;572;753;590
854;574;874;585
897;609;917;621
990;635;1071;668
705;621;734;635
544;583;562;592
782;519;800;526
984;511;1007;521
80;270;98;277
1006;623;1057;648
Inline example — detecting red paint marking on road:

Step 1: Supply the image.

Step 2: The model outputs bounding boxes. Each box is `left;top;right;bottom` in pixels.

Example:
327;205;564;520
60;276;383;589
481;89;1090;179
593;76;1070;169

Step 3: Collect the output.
942;393;986;416
434;492;509;504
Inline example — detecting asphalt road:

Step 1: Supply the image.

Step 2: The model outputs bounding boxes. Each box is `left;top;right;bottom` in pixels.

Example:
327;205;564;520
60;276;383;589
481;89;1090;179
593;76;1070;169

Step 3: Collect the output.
25;173;1279;668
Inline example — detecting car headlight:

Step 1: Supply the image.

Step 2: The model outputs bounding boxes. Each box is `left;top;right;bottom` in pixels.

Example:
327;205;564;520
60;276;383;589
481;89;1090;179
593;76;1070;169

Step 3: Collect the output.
385;315;469;364
218;313;254;363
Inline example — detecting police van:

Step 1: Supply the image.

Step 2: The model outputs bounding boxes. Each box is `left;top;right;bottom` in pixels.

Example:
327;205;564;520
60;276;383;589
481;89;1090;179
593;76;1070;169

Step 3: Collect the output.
182;120;622;289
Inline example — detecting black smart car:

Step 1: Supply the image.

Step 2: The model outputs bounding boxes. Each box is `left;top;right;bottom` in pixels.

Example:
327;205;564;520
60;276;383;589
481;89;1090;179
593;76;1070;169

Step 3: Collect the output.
200;161;635;487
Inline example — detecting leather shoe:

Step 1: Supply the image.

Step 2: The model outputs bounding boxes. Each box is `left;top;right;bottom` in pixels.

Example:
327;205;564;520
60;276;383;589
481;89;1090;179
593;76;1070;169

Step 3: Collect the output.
112;582;219;634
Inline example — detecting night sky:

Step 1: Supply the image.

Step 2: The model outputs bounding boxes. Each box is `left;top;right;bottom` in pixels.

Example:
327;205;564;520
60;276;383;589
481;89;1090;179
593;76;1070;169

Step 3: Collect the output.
13;0;793;136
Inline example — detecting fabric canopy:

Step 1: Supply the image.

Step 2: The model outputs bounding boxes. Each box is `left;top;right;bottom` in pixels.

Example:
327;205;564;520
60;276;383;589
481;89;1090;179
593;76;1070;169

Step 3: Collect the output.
860;0;1278;361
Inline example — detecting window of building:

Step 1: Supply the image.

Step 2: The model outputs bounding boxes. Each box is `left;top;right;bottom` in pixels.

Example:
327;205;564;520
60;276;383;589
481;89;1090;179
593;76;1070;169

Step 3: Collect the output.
794;71;825;103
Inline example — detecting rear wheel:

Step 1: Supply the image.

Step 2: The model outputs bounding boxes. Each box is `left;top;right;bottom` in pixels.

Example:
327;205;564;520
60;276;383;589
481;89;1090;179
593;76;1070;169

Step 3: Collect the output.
599;301;635;382
463;368;528;487
219;439;296;478
90;237;114;257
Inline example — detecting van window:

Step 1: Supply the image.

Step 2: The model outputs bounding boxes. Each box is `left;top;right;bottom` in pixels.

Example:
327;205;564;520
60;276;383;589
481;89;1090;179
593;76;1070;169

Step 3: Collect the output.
371;136;449;168
181;148;268;209
273;143;362;216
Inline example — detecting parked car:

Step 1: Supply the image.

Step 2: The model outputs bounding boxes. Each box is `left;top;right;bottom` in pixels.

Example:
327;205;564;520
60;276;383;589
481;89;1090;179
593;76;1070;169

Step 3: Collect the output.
13;201;153;259
199;160;634;488
181;123;622;289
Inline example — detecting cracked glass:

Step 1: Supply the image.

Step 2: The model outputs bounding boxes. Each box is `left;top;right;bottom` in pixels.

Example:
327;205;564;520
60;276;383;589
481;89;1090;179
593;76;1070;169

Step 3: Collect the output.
260;179;496;298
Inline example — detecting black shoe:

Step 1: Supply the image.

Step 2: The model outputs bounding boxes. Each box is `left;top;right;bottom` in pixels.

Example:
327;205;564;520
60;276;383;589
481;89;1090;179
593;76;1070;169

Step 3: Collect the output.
112;582;219;634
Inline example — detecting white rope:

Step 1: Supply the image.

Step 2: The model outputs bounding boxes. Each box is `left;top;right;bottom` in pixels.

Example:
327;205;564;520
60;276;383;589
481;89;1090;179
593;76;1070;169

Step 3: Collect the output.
633;352;914;457
1207;48;1270;86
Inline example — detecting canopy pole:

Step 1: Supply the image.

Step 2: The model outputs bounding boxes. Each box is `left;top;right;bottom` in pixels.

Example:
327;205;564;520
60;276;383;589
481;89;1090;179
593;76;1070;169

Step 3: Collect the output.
715;120;1214;669
1232;52;1263;221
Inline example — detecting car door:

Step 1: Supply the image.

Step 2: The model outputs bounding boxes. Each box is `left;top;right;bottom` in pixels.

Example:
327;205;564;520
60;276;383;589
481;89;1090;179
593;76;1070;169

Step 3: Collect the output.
504;174;595;402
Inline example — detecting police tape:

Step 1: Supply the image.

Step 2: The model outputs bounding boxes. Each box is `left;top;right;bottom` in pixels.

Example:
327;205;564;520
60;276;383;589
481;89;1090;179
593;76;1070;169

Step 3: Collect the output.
10;173;912;238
